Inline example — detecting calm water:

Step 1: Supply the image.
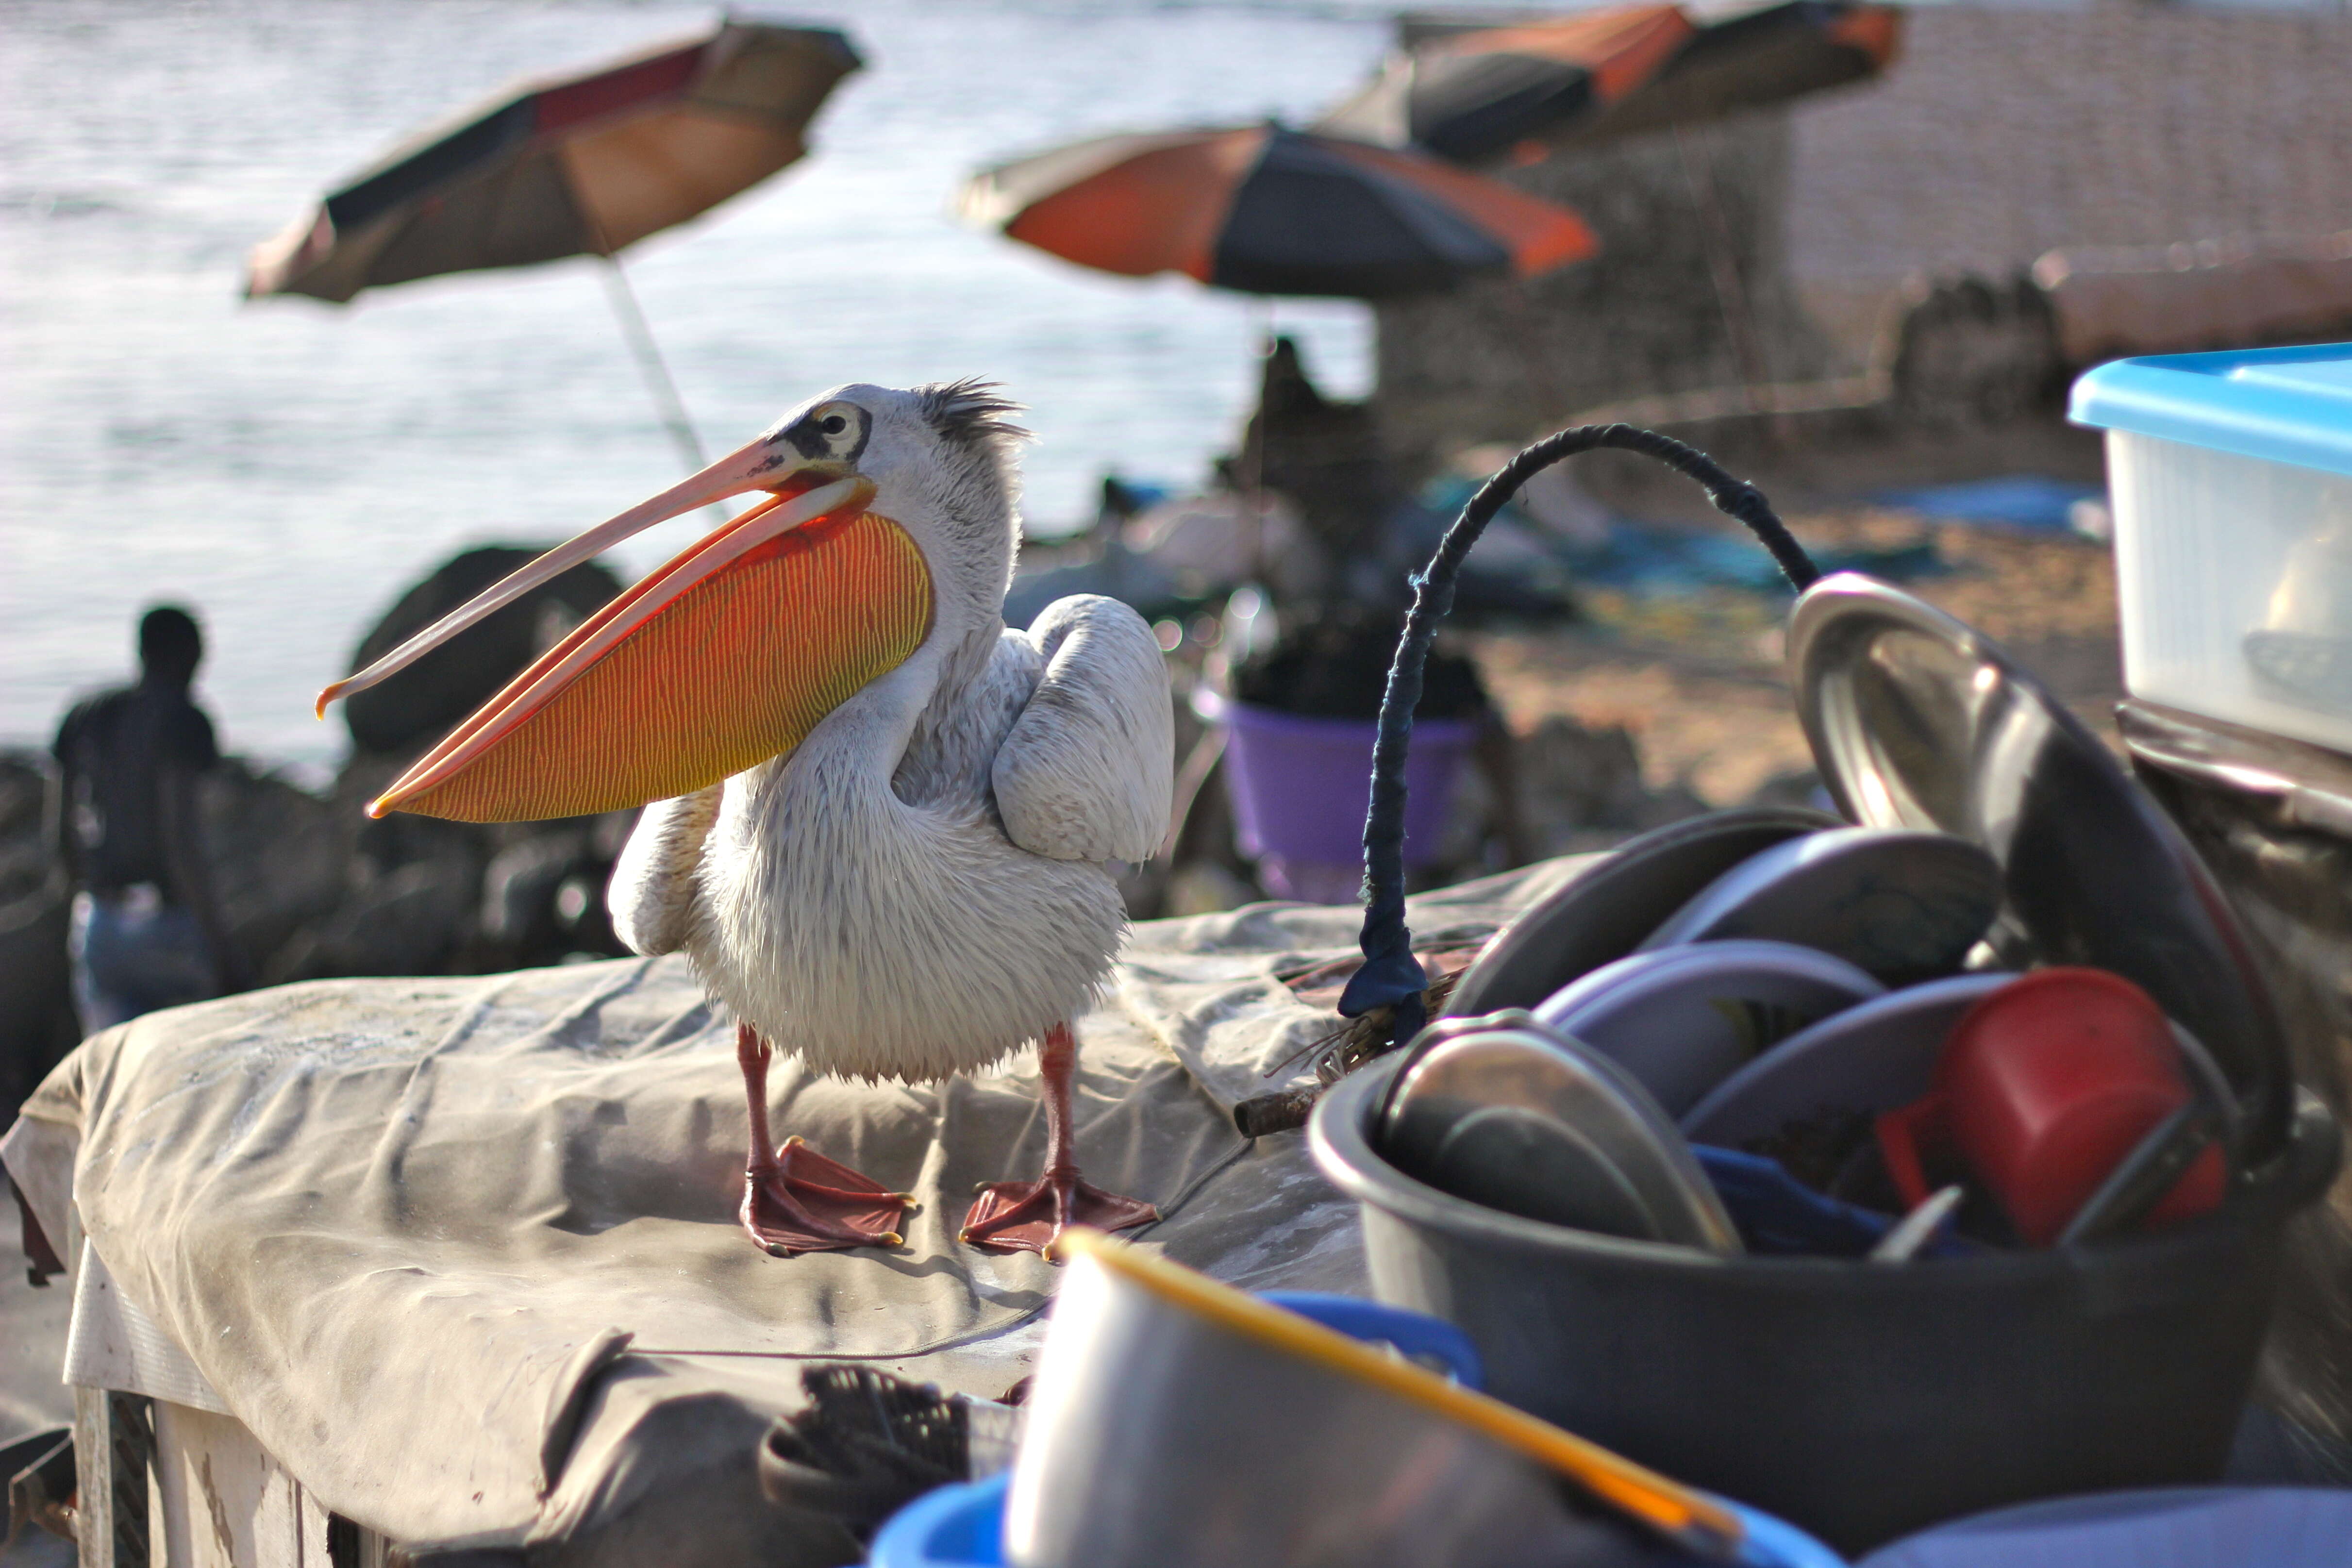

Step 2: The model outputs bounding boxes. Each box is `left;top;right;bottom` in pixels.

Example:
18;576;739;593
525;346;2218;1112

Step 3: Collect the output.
0;0;1508;768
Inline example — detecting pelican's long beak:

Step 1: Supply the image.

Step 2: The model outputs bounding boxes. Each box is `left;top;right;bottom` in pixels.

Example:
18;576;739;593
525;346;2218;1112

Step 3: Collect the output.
322;438;932;823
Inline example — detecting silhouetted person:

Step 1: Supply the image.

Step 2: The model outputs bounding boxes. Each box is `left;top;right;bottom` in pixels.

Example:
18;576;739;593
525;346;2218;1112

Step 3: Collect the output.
51;606;248;1032
1235;335;1399;567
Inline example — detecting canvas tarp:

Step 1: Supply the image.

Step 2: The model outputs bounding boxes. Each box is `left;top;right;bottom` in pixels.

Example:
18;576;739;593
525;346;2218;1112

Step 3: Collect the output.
1;856;1596;1565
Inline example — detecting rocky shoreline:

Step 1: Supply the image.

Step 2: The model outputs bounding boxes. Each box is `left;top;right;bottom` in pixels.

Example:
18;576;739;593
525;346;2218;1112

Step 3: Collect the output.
0;744;637;1119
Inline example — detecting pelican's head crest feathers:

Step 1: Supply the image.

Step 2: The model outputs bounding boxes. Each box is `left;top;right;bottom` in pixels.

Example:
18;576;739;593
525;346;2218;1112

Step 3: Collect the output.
913;379;1030;453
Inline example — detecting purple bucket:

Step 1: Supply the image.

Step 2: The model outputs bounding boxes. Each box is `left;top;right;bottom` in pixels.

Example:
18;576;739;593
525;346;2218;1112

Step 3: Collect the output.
1223;701;1477;903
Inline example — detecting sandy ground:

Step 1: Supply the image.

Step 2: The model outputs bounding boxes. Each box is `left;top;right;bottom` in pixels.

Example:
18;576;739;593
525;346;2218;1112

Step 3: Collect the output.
1470;510;2124;807
0;1175;74;1568
0;1183;73;1450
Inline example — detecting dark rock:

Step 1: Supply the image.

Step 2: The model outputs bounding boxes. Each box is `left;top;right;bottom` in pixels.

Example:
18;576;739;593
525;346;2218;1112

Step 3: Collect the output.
0;722;635;1056
475;820;631;968
275;857;482;982
0;753;76;1121
317;571;642;975
1886;271;2065;429
201;759;350;981
341;546;623;757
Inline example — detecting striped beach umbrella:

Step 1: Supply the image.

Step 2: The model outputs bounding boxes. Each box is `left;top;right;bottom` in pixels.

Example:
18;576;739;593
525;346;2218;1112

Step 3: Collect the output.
245;19;861;469
1317;6;1696;164
958;124;1597;300
1576;0;1901;149
1316;0;1900;167
246;19;862;303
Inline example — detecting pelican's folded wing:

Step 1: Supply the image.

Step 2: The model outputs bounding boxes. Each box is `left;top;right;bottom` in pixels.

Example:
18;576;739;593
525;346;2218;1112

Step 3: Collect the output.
607;784;722;956
992;595;1175;863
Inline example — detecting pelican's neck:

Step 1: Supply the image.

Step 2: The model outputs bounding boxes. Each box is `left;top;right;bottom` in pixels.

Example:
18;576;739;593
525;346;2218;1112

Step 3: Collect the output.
743;474;1014;819
869;479;1015;769
766;610;999;803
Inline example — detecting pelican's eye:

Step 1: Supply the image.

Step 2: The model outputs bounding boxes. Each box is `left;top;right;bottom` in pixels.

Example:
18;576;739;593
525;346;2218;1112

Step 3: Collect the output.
784;402;868;463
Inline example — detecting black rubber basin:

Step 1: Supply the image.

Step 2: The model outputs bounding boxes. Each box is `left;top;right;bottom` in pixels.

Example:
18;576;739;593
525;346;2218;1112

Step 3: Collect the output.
1310;1053;2340;1554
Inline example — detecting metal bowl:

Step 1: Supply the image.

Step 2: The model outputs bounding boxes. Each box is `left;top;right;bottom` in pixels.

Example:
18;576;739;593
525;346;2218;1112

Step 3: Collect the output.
1005;1232;1783;1568
1379;1016;1739;1251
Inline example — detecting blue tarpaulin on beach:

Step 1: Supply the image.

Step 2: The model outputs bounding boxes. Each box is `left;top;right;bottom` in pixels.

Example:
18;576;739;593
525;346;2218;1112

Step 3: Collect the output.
1416;476;1944;598
1871;476;2103;533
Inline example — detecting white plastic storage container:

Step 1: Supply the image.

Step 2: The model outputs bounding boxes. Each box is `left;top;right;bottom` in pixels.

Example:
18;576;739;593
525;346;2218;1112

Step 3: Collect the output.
2073;346;2352;756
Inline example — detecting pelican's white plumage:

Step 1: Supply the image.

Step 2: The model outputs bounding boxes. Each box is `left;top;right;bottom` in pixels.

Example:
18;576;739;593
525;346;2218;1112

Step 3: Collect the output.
335;378;1172;1253
607;383;1174;1084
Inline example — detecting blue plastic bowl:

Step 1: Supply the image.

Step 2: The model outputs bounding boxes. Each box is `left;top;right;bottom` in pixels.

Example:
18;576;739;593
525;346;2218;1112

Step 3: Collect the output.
870;1474;1009;1568
868;1469;1849;1568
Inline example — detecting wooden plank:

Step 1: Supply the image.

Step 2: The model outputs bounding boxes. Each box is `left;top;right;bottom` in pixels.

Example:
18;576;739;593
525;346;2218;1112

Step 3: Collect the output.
71;1386;151;1568
148;1402;332;1568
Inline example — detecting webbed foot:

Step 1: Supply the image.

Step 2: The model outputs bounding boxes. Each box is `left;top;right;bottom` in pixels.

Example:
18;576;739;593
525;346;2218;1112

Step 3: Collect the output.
744;1137;915;1256
961;1170;1156;1260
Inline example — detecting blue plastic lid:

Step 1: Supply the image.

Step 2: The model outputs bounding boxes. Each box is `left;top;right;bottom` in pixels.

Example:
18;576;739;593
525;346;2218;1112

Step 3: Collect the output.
2069;342;2352;479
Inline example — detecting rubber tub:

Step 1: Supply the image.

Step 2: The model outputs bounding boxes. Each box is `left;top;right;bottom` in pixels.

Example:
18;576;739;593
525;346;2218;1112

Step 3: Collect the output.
1309;1053;2341;1555
1222;701;1475;886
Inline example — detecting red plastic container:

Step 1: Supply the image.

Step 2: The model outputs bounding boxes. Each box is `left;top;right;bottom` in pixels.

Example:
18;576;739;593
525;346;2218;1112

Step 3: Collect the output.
1879;968;2226;1246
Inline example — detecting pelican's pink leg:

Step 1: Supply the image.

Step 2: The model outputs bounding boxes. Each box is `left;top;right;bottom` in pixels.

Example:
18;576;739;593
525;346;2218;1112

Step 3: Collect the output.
738;1024;913;1255
961;1023;1159;1260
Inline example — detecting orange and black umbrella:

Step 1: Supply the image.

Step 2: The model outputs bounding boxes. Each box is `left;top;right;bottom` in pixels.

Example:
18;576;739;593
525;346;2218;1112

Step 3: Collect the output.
246;19;860;469
1317;0;1899;166
1576;0;1900;149
958;124;1596;300
246;18;861;303
1317;6;1695;164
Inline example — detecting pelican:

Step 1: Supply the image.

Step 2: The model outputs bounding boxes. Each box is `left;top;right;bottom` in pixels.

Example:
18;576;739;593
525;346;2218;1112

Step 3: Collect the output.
319;382;1174;1258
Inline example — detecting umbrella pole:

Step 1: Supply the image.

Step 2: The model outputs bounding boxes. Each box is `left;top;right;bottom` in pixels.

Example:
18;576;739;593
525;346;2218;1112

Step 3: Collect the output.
1673;124;1774;415
1245;300;1271;585
596;254;709;472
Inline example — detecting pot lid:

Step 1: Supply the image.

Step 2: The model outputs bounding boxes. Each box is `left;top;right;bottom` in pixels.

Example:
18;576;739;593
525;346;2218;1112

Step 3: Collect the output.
1787;574;2292;1160
1636;826;2000;985
1443;806;1836;1018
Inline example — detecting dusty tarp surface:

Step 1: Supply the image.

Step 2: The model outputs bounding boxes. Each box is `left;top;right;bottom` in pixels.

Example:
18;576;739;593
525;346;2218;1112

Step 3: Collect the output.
6;858;1593;1565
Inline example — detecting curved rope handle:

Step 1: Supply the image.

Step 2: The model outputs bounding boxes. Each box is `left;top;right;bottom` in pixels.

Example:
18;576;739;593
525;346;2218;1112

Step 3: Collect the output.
1337;423;1820;1039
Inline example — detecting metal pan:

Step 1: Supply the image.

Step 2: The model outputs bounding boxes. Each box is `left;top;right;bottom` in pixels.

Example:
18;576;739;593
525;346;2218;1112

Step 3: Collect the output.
1533;939;1885;1118
1679;972;2014;1148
